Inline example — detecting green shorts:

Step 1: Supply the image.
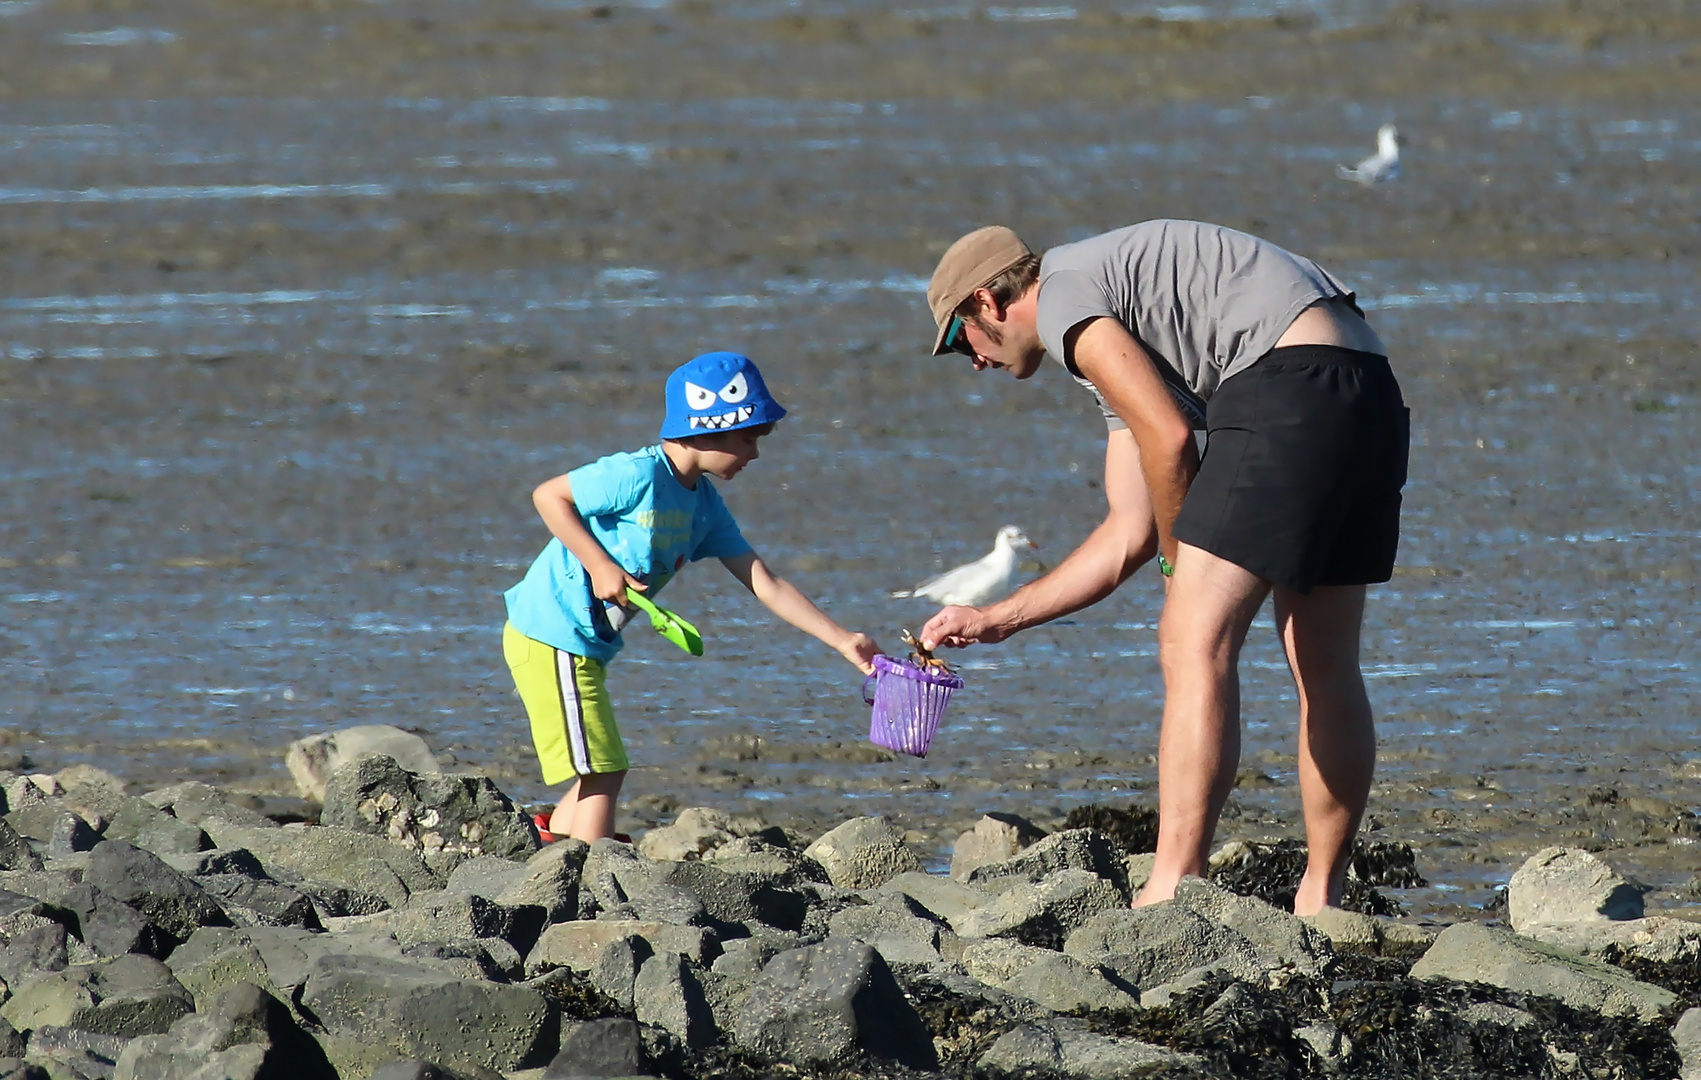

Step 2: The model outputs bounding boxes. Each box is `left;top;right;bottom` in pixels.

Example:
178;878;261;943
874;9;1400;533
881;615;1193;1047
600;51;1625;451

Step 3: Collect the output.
502;622;629;785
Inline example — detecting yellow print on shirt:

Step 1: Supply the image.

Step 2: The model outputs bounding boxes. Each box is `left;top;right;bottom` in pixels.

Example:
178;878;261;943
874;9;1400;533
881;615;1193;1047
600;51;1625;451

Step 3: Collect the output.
631;508;693;548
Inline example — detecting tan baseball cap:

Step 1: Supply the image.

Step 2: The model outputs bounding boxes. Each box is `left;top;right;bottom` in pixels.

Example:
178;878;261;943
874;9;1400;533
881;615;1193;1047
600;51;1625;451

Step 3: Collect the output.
926;225;1033;356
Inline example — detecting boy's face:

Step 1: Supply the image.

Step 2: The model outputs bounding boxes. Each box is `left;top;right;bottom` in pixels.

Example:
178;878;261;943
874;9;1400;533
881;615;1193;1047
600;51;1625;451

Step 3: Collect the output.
697;428;763;480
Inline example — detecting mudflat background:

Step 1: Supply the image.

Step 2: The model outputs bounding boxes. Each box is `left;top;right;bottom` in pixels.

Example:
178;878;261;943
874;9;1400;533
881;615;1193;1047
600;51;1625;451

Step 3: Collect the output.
1;0;1697;920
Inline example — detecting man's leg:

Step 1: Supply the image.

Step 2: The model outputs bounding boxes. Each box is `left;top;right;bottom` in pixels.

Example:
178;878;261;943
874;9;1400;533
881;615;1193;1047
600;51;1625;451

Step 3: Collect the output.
1274;584;1374;915
1136;542;1271;906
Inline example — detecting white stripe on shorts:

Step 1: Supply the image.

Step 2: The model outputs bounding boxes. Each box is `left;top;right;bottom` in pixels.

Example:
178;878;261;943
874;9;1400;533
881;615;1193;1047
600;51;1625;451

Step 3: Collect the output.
556;650;592;775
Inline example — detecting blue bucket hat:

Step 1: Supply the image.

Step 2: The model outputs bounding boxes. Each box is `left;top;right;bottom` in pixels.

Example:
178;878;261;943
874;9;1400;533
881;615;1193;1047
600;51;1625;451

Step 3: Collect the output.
659;352;787;440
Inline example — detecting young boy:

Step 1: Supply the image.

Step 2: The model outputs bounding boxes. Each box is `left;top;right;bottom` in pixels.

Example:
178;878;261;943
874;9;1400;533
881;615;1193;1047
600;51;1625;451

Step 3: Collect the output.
502;351;882;844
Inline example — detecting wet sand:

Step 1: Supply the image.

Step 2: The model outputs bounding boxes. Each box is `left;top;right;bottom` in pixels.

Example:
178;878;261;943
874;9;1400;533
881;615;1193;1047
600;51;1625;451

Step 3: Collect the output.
1;0;1698;922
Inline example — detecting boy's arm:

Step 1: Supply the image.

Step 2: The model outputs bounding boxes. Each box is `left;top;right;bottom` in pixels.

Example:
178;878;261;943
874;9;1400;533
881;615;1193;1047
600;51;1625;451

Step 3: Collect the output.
921;427;1156;649
532;474;645;605
720;551;881;674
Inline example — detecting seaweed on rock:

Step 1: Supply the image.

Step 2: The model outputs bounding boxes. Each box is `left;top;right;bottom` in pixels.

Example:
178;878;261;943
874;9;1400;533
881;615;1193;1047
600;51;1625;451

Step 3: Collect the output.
1062;803;1159;855
1333;977;1681;1080
1083;972;1323;1080
1207;838;1408;915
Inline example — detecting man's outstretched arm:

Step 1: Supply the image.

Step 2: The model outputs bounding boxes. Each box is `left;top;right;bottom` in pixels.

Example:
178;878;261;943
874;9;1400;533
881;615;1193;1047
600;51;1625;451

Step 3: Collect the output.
921;428;1157;649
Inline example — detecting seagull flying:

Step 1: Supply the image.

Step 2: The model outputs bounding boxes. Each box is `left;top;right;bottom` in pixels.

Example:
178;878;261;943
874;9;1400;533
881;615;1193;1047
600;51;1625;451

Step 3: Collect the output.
1337;124;1402;186
891;525;1037;608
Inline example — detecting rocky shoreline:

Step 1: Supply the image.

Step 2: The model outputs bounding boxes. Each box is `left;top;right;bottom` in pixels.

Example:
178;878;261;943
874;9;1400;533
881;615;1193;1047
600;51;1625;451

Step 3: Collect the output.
3;728;1700;1080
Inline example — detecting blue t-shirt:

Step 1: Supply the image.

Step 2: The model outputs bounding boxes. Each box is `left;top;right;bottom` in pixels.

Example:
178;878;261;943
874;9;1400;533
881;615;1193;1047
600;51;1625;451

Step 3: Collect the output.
504;444;752;660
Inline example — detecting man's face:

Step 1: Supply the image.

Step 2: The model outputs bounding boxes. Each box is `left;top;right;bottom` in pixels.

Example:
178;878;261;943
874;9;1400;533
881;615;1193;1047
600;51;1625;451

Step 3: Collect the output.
945;300;1043;380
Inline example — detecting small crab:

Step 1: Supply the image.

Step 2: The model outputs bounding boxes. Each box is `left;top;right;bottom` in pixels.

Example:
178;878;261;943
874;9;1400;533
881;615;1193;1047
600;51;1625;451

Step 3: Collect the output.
900;628;956;675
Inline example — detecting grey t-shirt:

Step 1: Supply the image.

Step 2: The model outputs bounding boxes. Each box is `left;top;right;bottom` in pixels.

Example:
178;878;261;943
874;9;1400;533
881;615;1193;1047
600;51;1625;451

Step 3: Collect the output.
1036;219;1355;430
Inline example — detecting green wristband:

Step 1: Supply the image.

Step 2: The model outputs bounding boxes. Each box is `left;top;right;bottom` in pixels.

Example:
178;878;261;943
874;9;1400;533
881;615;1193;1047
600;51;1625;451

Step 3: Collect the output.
1157;552;1174;578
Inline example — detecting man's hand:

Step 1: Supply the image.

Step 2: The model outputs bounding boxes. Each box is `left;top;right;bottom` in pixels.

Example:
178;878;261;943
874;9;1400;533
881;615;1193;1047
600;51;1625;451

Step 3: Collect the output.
921;606;1011;651
588;561;645;606
836;632;882;675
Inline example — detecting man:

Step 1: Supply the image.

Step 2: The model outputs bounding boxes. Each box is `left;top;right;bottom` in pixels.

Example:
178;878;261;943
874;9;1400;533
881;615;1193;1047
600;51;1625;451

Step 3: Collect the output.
919;221;1408;915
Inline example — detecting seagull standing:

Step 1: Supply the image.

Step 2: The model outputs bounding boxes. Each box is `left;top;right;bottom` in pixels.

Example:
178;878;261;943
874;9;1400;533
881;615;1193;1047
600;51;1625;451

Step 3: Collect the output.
1336;124;1402;186
891;525;1037;608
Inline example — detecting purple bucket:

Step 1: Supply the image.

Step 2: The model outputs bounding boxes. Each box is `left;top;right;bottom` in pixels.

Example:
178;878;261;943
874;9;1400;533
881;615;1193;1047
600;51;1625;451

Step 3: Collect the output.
861;654;965;758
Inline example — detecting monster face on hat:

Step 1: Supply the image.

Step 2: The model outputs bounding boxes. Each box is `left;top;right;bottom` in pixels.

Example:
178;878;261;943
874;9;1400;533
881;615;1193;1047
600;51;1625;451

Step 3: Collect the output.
659;352;788;440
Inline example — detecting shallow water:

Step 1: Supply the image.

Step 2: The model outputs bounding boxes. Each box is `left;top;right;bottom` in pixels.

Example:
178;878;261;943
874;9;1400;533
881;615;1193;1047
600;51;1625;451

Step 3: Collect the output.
1;0;1698;920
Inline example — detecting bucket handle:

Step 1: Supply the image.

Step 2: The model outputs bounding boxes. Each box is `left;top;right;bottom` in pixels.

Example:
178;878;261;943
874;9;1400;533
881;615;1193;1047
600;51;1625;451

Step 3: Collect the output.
861;672;878;706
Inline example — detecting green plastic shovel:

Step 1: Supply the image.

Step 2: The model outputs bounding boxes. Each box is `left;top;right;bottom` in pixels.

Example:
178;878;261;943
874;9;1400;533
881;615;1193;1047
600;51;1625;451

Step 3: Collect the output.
625;587;704;656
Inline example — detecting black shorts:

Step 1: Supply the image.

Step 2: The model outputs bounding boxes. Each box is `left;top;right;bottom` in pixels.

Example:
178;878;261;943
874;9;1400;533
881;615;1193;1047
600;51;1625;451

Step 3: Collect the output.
1173;345;1409;594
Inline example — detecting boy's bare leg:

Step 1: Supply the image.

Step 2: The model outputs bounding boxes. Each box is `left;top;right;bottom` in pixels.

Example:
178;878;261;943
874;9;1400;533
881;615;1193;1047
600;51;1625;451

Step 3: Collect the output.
1276;585;1375;917
1136;544;1270;907
565;770;626;843
547;778;582;839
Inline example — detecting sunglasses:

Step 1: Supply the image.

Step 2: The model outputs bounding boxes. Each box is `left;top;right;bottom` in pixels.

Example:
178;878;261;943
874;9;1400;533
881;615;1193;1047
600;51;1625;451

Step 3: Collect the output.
942;315;977;359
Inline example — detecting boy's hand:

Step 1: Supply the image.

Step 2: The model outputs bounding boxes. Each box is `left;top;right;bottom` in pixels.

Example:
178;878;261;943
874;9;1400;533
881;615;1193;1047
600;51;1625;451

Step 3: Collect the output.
921;606;1008;651
837;632;882;675
589;561;645;606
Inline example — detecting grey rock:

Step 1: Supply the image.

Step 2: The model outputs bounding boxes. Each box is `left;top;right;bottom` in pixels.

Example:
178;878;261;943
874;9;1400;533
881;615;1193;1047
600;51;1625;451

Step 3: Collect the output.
638;808;737;863
1411;922;1678;1022
658;856;815;931
54;767;129;826
627;882;709;928
195;876;321;931
0;819;43;872
22;1026;128;1076
495;843;586;924
162;928;273;1010
1065;905;1262;992
1507;847;1644;932
111;980;333;1080
284;726;441;804
1674;1006;1701;1080
102;799;212;858
734;939;935;1069
1294;1021;1351;1066
1301;906;1437;958
950;813;1046;881
580;840;666;914
960;940;1138;1013
965;829;1126;897
1172;876;1332;977
589;936;654;1010
710;937;779;979
1522;916;1701;968
167;925;409;1005
633;952;714;1049
140;785;274;834
63;885;177;960
978;1019;1201;1078
1461;1002;1536;1030
399;939;512;983
0;1060;48;1080
320;755;538;873
0;1018;20;1056
47;812;104;861
372;1064;452;1080
544;1018;647;1079
827;897;945;965
382;892;546;955
300;953;554;1072
0;916;71;987
196;821;439;911
0;955;194;1037
159;849;267;879
525;920;717;978
803;818;919;890
874;871;993;927
956;869;1124;950
85;841;232;942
